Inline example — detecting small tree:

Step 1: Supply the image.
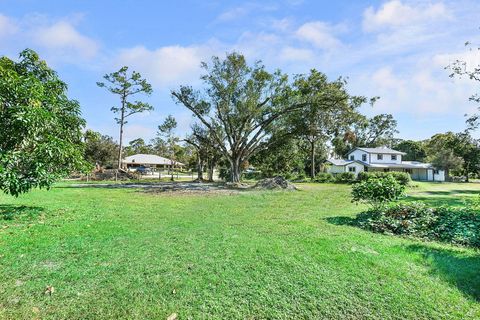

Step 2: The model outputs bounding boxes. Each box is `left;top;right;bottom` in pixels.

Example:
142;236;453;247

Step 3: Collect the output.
351;175;406;210
0;49;88;196
157;115;178;181
97;66;153;169
84;130;118;169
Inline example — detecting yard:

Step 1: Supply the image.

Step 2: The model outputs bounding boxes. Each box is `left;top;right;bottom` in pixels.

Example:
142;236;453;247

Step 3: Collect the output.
1;182;479;319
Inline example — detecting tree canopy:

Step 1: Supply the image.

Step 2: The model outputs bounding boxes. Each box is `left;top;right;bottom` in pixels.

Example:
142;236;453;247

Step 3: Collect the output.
0;49;87;196
172;53;301;182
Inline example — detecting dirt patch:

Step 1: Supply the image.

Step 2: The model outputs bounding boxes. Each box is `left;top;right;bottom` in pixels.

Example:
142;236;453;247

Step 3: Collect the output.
253;176;297;190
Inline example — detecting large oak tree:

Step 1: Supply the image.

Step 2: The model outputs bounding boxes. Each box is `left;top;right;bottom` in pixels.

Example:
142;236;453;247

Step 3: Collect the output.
172;53;303;182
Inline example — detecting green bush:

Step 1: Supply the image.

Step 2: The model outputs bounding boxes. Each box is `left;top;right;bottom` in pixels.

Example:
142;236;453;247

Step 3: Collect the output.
314;172;334;183
351;175;406;208
355;202;480;248
357;171;411;186
335;172;356;184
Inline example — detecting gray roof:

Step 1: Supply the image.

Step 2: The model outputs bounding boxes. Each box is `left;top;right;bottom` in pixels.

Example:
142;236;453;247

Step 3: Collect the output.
326;158;353;166
351;147;407;155
123;154;185;166
326;159;367;166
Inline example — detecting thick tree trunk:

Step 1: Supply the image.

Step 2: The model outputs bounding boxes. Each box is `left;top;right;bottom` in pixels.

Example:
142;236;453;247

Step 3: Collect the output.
207;160;215;182
230;157;241;183
310;141;316;179
197;154;204;181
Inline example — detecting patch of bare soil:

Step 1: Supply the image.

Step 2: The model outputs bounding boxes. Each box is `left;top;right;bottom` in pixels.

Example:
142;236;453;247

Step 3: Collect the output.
253;176;297;190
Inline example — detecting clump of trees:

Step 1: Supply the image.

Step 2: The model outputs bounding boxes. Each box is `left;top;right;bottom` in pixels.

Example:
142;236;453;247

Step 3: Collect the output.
0;49;88;196
172;53;379;182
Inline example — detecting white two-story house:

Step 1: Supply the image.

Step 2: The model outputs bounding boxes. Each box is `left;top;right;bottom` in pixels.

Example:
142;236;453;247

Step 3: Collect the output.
326;147;445;182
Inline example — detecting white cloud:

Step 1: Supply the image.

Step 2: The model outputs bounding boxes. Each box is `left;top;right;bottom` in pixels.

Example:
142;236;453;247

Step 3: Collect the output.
33;21;99;59
115;43;217;88
363;0;450;32
296;21;342;50
279;46;314;62
0;14;17;38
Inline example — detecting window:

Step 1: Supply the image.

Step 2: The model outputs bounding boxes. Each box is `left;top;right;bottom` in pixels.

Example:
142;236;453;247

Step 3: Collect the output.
391;155;397;160
348;166;356;172
383;168;390;172
349;155;354;160
434;169;439;174
405;169;412;174
362;154;367;162
377;154;383;160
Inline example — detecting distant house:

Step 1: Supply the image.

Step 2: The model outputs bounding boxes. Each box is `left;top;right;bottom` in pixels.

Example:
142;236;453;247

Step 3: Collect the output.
122;154;184;171
326;147;445;182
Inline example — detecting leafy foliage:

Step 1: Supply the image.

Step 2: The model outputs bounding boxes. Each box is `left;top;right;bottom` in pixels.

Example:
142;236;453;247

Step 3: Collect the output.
357;171;411;186
332;114;397;157
335;172;356;184
355;202;480;248
394;140;427;162
314;172;335;183
84;130;118;168
0;49;87;196
351;175;405;208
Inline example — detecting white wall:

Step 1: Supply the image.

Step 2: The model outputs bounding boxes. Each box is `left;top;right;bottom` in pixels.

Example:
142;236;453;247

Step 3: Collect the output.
369;153;402;164
328;165;345;174
434;170;445;182
347;149;369;163
345;162;365;177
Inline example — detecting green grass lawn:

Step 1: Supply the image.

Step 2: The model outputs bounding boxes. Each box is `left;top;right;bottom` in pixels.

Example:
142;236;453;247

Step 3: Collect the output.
1;182;479;319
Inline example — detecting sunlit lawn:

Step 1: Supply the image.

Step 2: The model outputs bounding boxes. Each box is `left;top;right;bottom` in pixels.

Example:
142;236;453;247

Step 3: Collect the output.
0;181;479;319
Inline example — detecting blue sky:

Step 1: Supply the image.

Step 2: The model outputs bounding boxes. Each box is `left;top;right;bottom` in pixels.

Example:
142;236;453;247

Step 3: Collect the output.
1;0;479;142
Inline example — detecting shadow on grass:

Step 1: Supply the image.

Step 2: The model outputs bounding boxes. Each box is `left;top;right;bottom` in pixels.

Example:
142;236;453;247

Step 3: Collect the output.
403;195;469;207
0;204;44;220
327;215;480;301
421;189;480;195
407;244;480;301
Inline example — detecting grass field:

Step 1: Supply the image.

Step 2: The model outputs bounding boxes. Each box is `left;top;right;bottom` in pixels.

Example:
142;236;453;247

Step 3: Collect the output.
1;182;479;319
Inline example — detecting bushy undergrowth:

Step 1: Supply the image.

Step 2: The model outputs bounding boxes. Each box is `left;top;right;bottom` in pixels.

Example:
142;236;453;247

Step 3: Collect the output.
355;201;480;248
351;175;406;208
314;171;411;185
357;171;411;186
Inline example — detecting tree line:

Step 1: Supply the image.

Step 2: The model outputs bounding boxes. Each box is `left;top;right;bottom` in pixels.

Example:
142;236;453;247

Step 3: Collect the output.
1;43;479;196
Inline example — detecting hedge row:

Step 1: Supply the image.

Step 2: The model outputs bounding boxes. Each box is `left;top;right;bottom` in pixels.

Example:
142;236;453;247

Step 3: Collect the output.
314;171;411;185
354;201;480;248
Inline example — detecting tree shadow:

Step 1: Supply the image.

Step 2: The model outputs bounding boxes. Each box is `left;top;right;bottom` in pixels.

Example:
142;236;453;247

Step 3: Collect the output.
421;189;480;195
407;244;480;301
0;204;44;220
403;195;470;207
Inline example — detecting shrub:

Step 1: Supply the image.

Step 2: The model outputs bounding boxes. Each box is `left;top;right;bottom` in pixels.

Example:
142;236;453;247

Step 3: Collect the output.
335;172;356;184
314;172;334;183
357;171;411;186
355;202;480;248
351;175;406;209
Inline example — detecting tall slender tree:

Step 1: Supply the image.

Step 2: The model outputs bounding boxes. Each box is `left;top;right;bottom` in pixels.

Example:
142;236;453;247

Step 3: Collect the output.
97;66;153;169
157;115;178;181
